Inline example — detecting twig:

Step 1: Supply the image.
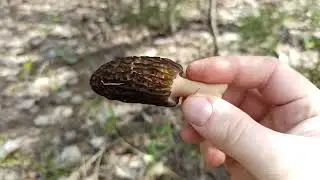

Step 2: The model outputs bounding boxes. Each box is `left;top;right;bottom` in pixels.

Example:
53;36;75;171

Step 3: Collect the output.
208;0;220;56
66;144;109;180
92;146;105;180
114;125;147;155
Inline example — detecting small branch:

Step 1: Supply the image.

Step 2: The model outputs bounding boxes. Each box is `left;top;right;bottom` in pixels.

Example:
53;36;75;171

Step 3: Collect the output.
66;144;108;180
208;0;220;56
92;147;105;180
114;125;147;155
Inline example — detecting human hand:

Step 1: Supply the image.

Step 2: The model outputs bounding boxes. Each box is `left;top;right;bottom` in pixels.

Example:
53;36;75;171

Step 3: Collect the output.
180;56;320;180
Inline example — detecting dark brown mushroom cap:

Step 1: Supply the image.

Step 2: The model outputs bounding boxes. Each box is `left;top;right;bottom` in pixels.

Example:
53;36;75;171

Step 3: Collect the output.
89;56;183;107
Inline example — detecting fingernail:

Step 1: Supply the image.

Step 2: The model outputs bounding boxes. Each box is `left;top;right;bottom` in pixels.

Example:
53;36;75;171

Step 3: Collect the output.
183;96;213;126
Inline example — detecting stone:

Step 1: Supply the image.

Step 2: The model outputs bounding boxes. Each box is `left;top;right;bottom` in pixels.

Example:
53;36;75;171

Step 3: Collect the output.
180;6;201;21
70;94;83;105
90;136;105;149
28;35;45;49
0;138;24;160
51;26;74;38
217;32;240;44
16;99;35;110
275;44;318;68
299;51;319;68
51;136;61;145
6;38;25;55
112;103;143;117
64;131;77;142
154;37;174;46
44;47;57;59
140;47;158;57
52;106;73;120
0;67;19;78
0;57;18;67
114;154;149;180
84;91;95;99
57;176;68;180
34;115;52;126
115;166;135;180
32;77;51;94
54;67;79;86
56;145;82;168
4;82;30;97
30;106;40;114
54;91;72;104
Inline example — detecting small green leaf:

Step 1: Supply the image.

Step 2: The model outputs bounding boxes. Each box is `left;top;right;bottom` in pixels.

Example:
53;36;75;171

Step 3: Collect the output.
22;58;34;74
103;104;118;132
159;121;172;136
55;48;78;64
303;36;320;50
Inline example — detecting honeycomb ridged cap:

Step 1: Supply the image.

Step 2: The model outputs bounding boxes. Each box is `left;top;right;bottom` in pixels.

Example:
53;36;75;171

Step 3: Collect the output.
90;56;183;107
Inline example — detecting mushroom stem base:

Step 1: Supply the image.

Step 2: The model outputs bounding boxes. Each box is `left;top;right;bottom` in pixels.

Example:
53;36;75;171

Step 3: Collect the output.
171;75;228;98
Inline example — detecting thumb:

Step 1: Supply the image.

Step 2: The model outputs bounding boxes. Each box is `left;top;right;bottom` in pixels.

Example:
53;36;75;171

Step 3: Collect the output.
181;95;279;174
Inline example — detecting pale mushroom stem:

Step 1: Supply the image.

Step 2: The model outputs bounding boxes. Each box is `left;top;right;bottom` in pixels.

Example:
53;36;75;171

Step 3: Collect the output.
171;75;228;98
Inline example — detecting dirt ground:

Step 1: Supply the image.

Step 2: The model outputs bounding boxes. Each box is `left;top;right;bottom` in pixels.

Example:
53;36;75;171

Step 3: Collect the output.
0;0;319;180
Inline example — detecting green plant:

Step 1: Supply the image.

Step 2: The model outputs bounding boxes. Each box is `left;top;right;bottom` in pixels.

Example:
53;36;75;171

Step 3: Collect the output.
310;9;320;28
55;48;77;65
78;98;115;134
303;35;320;51
121;0;184;33
103;103;119;133
22;58;34;74
158;121;173;136
18;57;34;80
146;140;170;161
286;0;320;29
238;6;285;55
0;138;34;169
51;15;62;24
144;121;173;160
36;151;71;180
146;123;201;162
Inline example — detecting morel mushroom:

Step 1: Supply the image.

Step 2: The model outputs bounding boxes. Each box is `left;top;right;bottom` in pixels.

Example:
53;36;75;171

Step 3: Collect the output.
90;56;227;107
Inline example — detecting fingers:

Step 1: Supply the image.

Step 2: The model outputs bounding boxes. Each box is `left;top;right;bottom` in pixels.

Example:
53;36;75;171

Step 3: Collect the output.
180;123;203;144
224;156;257;180
238;89;269;121
181;95;280;176
223;87;269;121
261;94;320;133
186;56;319;105
200;141;226;168
221;86;246;106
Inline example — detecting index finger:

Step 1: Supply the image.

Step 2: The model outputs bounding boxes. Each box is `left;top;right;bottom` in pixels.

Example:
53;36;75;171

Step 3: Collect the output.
186;56;319;105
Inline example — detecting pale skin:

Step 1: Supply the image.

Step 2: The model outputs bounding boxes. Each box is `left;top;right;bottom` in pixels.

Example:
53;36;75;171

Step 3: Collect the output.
180;56;320;180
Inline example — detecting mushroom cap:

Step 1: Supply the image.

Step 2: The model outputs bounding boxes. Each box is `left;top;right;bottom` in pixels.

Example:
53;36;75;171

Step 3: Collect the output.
89;56;183;107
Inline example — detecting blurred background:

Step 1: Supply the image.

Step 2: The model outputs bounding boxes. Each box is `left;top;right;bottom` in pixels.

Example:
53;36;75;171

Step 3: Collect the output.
0;0;319;179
